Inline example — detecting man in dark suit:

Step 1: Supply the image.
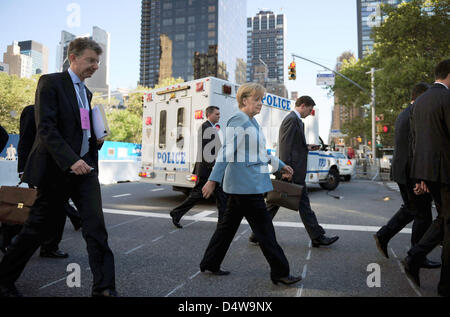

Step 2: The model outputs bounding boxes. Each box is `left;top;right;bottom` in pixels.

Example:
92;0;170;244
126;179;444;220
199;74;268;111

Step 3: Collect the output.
0;105;83;257
402;59;450;297
170;106;227;228
373;83;440;268
249;96;339;247
0;125;7;153
0;38;116;297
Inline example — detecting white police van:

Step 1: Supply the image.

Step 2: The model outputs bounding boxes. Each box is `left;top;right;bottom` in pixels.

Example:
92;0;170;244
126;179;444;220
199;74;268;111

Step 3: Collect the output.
139;77;339;194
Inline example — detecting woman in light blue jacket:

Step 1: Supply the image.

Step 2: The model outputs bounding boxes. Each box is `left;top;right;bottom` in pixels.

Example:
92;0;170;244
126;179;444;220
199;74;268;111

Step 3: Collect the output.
200;83;302;285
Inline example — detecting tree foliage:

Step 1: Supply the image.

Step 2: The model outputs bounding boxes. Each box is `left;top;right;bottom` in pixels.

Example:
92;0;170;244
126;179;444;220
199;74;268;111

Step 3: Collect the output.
331;0;450;147
0;73;39;134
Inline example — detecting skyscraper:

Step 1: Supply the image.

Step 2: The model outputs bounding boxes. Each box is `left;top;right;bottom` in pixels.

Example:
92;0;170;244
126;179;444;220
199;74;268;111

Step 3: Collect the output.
139;0;247;88
56;27;110;94
356;0;405;59
3;41;32;78
17;41;49;75
246;10;287;97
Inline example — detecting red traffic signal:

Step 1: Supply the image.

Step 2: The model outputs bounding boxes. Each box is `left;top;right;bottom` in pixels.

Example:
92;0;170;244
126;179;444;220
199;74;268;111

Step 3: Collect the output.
383;125;388;133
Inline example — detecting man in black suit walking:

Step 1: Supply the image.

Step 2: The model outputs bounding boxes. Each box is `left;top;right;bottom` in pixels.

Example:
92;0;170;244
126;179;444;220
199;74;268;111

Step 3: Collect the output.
402;59;450;297
0;38;116;297
0;105;83;257
170;106;227;228
249;96;339;247
373;83;440;269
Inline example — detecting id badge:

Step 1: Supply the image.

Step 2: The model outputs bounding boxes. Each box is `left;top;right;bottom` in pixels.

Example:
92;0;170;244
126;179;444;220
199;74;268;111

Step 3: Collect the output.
80;108;90;130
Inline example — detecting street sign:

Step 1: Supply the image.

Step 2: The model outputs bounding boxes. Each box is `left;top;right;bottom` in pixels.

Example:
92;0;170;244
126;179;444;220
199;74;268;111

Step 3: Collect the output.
316;73;335;86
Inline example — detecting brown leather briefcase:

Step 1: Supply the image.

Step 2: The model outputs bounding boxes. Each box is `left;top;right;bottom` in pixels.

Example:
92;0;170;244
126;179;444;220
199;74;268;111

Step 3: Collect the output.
0;185;37;224
266;179;303;211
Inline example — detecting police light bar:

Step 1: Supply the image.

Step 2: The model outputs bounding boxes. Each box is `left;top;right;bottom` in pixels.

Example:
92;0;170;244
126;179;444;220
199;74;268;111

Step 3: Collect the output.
195;110;204;119
196;82;204;92
145;117;152;125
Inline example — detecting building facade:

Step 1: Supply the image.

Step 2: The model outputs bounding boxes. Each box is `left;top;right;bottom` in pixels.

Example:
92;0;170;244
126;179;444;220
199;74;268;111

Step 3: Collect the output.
0;62;9;74
246;10;286;84
357;0;405;59
3;41;32;78
17;40;49;75
139;0;247;88
56;27;110;94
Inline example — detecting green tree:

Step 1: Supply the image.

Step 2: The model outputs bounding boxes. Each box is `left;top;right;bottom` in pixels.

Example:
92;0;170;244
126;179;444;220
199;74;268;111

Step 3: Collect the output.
0;73;39;133
330;0;450;147
91;92;120;112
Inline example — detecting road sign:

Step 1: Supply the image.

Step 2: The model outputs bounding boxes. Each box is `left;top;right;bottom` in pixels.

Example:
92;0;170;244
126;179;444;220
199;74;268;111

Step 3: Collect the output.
316;73;335;86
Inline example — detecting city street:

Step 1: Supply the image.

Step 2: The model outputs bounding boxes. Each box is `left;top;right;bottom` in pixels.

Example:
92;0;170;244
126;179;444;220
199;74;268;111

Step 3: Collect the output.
4;179;442;298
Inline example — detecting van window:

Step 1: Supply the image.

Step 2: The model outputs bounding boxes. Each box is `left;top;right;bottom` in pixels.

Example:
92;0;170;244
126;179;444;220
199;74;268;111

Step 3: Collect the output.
176;107;185;149
159;110;167;149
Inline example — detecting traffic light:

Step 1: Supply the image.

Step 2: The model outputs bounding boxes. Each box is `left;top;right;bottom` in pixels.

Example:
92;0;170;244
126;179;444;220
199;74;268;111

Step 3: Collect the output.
382;125;389;133
288;61;296;80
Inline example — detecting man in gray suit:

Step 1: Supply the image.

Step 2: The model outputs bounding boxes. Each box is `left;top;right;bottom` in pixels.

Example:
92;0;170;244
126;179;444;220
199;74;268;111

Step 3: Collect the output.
249;96;339;247
402;59;450;297
374;83;440;268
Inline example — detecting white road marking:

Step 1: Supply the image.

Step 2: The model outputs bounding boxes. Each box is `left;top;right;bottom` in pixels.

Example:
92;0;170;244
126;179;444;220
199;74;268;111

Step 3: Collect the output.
302;264;308;279
39;276;66;290
125;244;145;255
152;235;164;242
308;240;312;248
397;260;405;273
193;210;216;218
183;221;198;228
112;193;131;198
101;208;412;234
234;235;241;242
189;271;201;280
296;284;304;297
165;283;185;297
152;188;165;192
107;217;145;229
390;248;398;258
240;228;249;236
306;250;311;261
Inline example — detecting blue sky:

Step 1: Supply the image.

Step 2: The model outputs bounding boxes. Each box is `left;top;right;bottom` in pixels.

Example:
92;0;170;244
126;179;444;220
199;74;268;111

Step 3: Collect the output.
0;0;358;141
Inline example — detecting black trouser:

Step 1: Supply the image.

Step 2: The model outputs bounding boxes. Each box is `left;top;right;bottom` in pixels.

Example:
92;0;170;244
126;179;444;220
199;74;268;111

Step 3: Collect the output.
200;194;290;279
171;177;228;224
408;182;450;295
377;181;432;246
0;154;115;292
265;183;325;240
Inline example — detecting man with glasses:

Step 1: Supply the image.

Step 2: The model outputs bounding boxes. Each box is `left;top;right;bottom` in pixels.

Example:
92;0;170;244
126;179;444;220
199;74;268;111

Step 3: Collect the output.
0;38;117;297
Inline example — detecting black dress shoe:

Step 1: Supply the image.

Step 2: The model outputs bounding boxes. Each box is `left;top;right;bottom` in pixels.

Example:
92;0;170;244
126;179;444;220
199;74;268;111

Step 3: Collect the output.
402;256;420;287
0;284;23;297
373;234;389;258
91;288;119;297
312;235;339;248
271;275;302;285
170;211;183;229
40;249;69;259
421;258;441;269
200;267;230;275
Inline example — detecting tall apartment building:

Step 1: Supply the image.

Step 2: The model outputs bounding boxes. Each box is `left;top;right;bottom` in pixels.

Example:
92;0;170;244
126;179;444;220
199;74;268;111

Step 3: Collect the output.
0;62;9;74
246;10;287;97
139;0;247;88
3;41;32;78
56;27;110;94
357;0;406;59
18;40;49;75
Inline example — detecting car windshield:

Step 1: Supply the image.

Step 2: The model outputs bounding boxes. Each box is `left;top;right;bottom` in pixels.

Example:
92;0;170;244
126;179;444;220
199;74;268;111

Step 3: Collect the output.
333;153;346;158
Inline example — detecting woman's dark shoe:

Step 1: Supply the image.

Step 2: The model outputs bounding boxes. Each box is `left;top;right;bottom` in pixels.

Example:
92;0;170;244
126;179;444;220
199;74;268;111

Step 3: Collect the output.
170;211;183;229
373;234;389;258
200;267;230;275
271;275;302;285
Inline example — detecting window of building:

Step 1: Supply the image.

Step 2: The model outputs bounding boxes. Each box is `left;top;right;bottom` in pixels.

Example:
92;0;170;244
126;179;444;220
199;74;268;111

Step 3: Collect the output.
176;108;185;149
175;34;185;41
208;22;215;30
188;16;195;23
162;18;173;26
163;2;172;10
208;5;216;12
175;17;186;24
208;14;215;21
208;31;216;38
159;110;167;149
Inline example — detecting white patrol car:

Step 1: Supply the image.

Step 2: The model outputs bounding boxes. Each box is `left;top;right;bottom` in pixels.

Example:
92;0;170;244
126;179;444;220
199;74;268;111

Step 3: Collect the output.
139;77;340;194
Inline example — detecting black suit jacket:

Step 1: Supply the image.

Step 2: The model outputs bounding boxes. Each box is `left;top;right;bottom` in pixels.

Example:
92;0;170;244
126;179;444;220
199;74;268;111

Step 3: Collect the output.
193;120;221;179
391;103;413;184
0;125;8;153
22;71;99;187
277;111;308;184
17;105;36;173
410;83;450;184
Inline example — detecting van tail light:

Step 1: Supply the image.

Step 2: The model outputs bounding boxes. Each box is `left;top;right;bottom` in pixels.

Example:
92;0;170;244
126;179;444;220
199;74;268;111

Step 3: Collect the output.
187;174;198;182
347;160;352;165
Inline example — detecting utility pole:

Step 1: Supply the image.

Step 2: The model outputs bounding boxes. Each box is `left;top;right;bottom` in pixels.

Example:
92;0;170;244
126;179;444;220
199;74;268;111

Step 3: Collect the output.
370;67;376;159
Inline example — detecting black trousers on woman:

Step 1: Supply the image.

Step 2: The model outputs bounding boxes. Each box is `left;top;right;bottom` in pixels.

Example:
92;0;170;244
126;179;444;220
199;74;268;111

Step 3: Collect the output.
200;194;290;279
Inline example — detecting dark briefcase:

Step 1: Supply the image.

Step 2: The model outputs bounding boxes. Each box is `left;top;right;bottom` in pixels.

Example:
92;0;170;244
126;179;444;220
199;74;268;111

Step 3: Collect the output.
266;179;303;211
0;185;37;224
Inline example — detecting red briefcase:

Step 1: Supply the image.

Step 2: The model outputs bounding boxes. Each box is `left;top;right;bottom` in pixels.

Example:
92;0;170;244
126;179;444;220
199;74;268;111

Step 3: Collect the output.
0;185;37;224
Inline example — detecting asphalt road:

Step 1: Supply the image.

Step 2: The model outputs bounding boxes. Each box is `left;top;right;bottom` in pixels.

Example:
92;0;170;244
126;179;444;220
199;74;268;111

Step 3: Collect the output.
3;179;443;298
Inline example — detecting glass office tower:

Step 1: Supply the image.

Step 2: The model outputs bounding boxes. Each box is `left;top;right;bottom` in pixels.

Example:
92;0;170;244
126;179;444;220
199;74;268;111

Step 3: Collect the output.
139;0;246;88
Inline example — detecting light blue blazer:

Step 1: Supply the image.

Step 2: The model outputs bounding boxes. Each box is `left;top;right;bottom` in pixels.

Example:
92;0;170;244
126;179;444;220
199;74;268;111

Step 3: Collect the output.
209;110;286;194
